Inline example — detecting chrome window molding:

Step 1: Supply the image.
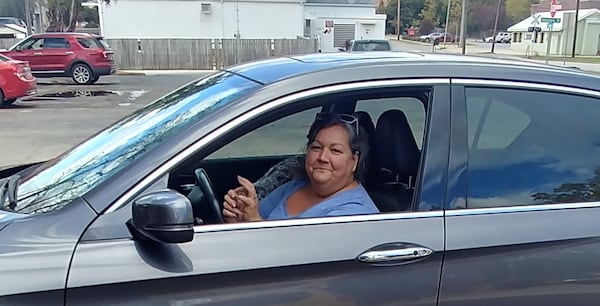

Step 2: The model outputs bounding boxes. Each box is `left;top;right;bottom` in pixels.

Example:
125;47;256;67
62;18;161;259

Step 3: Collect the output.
447;201;600;217
193;211;444;233
452;79;600;98
105;78;449;214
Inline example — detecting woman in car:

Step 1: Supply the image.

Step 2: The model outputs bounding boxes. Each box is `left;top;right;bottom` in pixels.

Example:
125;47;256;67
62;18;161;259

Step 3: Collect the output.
222;112;379;222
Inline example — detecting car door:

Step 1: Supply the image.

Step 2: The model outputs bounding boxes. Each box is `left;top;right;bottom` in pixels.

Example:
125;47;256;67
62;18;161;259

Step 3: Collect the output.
65;80;451;306
440;80;600;305
37;37;73;72
4;37;44;70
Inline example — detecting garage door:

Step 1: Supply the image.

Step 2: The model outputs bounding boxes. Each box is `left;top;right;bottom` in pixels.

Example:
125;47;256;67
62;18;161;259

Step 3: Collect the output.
333;23;355;47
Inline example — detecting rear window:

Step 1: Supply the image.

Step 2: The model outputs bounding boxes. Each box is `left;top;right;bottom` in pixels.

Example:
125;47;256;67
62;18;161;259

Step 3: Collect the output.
97;38;110;49
77;37;102;49
351;41;391;51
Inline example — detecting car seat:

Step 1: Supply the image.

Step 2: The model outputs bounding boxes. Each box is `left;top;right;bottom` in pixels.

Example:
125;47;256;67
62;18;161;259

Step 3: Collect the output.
368;110;421;212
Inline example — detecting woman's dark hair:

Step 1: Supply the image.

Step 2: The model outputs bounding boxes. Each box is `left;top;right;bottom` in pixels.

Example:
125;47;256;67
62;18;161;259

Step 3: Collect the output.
298;112;368;182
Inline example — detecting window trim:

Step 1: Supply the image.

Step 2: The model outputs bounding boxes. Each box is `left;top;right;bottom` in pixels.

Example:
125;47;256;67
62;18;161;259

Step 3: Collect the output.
452;79;600;98
105;78;450;227
447;201;600;216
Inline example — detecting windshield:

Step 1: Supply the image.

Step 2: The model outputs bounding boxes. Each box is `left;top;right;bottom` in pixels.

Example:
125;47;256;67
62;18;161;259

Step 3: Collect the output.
3;71;259;214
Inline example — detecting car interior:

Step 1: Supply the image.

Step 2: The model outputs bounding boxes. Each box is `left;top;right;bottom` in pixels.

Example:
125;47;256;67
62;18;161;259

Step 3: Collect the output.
166;87;431;225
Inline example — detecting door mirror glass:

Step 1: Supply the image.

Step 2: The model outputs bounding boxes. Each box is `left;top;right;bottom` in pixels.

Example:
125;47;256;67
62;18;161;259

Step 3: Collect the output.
127;190;194;244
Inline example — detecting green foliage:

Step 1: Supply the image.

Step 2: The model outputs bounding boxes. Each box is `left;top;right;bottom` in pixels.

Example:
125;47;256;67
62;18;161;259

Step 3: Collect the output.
383;0;425;34
506;0;540;21
419;0;439;25
382;0;527;37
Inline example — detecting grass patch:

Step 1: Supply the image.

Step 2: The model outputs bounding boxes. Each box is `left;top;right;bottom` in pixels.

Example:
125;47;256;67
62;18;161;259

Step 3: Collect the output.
518;55;600;64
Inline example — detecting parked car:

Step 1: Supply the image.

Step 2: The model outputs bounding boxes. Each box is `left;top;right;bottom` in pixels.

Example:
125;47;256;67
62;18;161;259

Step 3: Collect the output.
484;31;511;43
0;53;36;106
0;17;26;28
0;32;115;85
340;39;392;52
419;32;443;42
435;33;456;43
2;52;600;305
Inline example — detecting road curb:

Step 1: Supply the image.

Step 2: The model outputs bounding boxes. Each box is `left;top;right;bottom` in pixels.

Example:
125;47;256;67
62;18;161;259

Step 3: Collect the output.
115;70;147;76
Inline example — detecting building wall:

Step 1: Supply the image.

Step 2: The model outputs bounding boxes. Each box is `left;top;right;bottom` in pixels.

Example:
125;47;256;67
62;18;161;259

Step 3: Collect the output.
509;11;600;55
305;5;386;52
581;19;600;54
103;0;303;39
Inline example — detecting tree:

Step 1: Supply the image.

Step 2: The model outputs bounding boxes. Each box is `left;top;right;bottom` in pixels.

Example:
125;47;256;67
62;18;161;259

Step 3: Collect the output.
45;0;111;32
383;0;425;34
506;0;539;22
420;0;440;26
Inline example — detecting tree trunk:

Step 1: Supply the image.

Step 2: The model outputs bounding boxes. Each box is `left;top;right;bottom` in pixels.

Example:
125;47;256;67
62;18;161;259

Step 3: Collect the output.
67;0;79;32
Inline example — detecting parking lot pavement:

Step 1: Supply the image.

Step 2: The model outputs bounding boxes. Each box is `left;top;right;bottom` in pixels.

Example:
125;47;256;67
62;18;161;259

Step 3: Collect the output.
0;72;211;167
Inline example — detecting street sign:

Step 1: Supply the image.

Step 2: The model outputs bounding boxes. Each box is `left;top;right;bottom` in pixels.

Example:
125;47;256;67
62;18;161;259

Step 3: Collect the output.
550;0;562;18
531;13;541;25
541;17;561;23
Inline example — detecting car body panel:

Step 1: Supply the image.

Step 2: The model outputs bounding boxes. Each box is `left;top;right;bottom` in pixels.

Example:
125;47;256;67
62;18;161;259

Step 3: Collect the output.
0;198;97;297
68;214;444;305
0;56;36;101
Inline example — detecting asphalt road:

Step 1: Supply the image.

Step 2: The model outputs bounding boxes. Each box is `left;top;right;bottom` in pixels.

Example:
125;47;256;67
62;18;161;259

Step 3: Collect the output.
0;72;211;167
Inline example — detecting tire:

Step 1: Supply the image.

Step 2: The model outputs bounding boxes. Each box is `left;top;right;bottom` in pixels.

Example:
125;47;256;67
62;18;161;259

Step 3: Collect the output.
0;89;15;107
71;63;94;85
91;75;100;84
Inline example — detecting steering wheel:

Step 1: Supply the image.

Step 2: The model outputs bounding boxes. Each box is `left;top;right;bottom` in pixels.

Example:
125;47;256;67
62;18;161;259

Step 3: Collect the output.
194;168;224;224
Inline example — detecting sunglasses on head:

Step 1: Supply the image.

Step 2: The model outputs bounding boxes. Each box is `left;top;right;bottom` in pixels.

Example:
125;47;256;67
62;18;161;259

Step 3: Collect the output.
313;112;359;136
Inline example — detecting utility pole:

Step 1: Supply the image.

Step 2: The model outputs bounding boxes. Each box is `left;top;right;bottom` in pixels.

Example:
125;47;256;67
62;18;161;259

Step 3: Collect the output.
24;0;34;36
396;0;401;40
491;0;501;53
571;0;580;57
459;0;467;54
443;0;451;46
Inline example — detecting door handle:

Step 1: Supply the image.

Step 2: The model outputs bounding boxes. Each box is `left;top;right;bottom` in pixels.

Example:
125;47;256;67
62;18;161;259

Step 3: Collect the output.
65;51;74;55
358;246;433;263
33;52;42;55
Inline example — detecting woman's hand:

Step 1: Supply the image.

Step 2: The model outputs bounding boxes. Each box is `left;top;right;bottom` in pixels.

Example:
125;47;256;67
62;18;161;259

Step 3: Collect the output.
222;176;263;223
223;186;245;223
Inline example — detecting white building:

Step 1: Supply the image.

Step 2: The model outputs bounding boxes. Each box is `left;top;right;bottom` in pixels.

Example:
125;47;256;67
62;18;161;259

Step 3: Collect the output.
508;8;600;56
101;0;386;52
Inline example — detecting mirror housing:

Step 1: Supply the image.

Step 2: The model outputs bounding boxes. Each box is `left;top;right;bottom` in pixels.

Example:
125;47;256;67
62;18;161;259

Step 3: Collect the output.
127;190;194;244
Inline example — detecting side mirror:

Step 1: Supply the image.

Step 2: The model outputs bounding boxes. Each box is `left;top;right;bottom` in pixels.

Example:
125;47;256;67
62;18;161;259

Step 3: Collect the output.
127;190;194;244
338;47;346;52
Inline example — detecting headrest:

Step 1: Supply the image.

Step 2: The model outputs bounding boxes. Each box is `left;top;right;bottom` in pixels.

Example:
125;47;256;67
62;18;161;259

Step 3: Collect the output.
374;110;420;180
353;111;375;140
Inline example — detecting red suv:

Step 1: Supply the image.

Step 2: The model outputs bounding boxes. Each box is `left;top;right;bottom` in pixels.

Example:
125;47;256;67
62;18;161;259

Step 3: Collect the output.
0;32;115;85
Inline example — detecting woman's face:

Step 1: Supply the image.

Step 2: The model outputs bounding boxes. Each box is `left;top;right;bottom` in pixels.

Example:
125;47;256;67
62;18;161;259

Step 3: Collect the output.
305;124;358;189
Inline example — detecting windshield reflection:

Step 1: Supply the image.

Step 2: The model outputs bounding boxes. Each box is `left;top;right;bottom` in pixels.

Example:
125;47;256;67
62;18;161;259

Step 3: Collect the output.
7;72;259;214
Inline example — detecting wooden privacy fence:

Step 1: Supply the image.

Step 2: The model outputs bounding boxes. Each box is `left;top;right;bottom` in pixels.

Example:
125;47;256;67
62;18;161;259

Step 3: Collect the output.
106;38;319;70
